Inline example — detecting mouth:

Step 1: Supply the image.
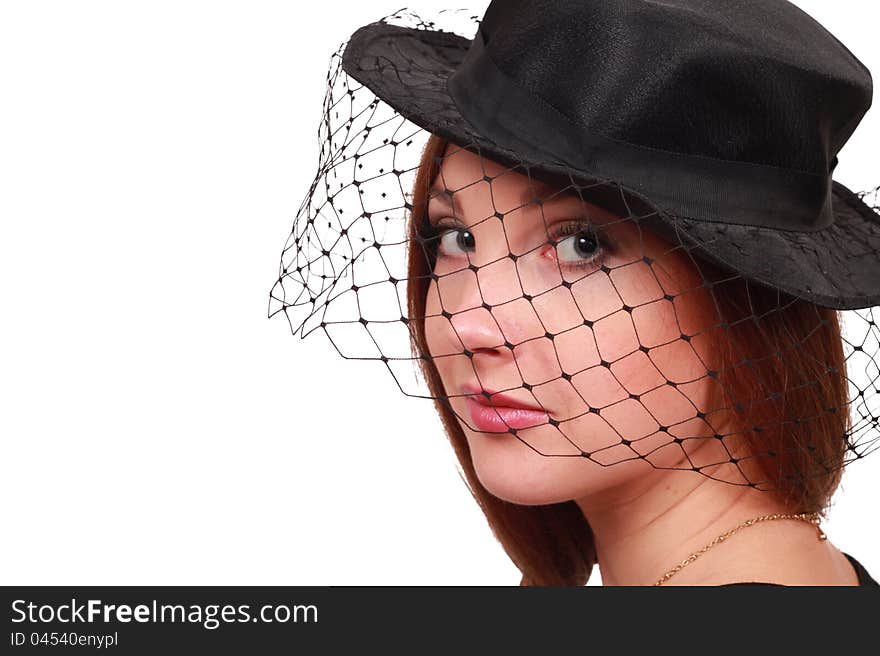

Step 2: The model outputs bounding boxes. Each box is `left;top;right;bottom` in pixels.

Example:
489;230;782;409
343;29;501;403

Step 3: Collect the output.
461;384;550;433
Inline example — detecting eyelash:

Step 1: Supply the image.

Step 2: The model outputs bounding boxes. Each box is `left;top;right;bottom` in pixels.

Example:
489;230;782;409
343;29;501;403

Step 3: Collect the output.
420;219;609;271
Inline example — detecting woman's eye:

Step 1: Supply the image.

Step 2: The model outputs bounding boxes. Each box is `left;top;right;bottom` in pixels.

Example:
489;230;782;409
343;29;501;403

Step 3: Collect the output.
554;229;604;266
430;222;605;269
438;228;476;256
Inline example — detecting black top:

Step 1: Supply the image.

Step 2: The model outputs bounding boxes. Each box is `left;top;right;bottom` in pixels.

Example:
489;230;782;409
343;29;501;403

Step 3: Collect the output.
718;552;878;586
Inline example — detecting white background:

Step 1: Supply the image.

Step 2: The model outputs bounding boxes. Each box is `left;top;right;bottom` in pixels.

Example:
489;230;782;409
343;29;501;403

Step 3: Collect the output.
1;0;877;586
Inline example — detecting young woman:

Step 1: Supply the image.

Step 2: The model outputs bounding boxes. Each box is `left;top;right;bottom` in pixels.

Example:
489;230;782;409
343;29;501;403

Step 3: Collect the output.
406;134;876;586
271;1;880;585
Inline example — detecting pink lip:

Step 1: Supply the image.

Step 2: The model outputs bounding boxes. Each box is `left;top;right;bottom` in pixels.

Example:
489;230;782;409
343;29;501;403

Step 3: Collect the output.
461;384;550;433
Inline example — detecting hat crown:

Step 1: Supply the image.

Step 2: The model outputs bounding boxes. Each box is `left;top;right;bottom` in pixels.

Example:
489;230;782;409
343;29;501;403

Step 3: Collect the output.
470;0;872;175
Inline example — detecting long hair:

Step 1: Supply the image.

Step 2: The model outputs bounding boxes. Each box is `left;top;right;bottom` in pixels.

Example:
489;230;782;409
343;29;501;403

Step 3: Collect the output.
405;134;851;586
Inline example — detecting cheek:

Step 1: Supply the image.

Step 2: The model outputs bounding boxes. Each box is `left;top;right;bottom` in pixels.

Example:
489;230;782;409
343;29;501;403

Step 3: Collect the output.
423;279;458;364
423;280;442;354
424;278;441;315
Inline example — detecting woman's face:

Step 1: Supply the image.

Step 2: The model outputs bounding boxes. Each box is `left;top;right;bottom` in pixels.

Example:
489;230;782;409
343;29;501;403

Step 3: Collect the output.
423;143;738;505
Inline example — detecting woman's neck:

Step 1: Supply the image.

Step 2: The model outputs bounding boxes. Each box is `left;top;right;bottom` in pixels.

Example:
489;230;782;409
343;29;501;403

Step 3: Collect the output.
574;469;819;586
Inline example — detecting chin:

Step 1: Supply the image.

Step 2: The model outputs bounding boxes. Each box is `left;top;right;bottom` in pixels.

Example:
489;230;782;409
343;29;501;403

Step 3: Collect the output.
468;433;655;507
467;438;589;505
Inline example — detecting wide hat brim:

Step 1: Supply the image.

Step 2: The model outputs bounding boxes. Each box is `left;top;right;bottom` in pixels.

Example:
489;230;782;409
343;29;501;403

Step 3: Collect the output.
341;21;880;311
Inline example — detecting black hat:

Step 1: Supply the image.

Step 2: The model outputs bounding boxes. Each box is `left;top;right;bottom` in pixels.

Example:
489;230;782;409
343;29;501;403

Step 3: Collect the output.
340;0;879;309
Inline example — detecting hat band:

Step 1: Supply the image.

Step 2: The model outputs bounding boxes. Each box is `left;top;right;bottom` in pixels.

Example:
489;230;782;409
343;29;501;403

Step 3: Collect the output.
447;28;835;233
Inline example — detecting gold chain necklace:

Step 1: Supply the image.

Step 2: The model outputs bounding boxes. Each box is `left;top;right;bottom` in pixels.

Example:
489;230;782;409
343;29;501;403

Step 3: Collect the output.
652;511;827;586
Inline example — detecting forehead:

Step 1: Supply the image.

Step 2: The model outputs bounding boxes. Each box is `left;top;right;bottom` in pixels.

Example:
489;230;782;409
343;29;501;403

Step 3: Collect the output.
430;144;549;193
428;144;605;216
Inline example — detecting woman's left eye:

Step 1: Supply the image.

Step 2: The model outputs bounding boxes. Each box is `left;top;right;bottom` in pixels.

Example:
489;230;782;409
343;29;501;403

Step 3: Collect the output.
553;227;605;267
438;228;476;256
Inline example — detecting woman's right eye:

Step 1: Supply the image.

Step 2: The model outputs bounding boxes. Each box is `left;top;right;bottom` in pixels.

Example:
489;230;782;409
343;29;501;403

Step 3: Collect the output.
438;228;476;257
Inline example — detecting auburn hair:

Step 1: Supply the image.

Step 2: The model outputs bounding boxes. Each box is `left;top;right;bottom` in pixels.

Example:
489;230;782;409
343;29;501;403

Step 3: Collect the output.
405;134;851;586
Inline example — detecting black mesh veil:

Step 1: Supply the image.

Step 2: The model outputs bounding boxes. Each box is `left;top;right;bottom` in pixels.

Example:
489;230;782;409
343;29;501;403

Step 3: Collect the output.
269;8;880;499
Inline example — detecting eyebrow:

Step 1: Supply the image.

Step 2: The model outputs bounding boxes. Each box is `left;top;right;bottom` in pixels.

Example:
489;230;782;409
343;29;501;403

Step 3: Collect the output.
427;180;560;218
427;187;461;216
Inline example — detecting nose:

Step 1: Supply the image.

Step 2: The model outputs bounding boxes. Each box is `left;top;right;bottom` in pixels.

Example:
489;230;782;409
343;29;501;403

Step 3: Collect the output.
450;304;505;355
443;257;527;355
